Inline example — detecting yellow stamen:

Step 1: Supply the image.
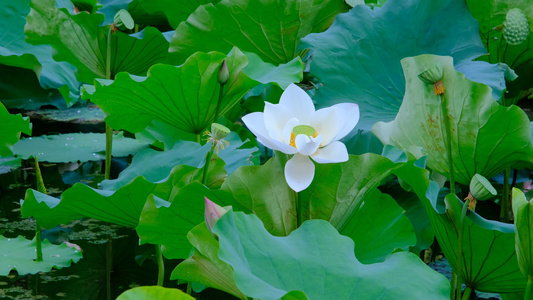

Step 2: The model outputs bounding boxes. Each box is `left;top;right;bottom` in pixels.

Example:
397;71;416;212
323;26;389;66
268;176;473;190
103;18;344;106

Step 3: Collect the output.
289;125;318;148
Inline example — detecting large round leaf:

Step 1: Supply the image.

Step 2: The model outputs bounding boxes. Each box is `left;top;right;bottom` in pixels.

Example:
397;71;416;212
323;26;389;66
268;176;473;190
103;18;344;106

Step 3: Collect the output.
25;0;170;83
0;236;82;276
12;132;149;163
373;55;533;185
300;0;505;129
393;160;527;293
20;163;223;229
212;210;449;299
0;0;78;98
116;286;194;300
87;49;258;134
169;0;347;65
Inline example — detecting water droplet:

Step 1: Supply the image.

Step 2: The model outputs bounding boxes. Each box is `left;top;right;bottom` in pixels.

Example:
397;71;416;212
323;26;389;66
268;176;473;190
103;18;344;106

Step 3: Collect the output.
494;37;498;40
65;143;69;146
66;137;74;140
77;110;81;113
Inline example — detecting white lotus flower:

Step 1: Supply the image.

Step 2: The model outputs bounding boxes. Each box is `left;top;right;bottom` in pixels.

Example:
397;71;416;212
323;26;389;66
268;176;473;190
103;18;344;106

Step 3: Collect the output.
242;84;359;192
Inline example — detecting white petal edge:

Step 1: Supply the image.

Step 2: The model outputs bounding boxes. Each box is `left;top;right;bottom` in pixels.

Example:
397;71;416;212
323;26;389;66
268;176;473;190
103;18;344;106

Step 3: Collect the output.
311;141;349;164
295;134;323;156
263;102;293;142
279;84;315;124
310;106;342;146
285;153;315;192
242;112;297;154
330;103;360;141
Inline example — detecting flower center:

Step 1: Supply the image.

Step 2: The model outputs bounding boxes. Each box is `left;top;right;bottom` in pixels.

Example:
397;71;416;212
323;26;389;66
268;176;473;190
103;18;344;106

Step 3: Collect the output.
289;125;318;148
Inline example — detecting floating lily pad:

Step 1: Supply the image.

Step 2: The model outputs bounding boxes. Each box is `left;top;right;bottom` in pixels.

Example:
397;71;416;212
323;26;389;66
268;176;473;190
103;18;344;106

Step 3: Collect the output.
24;106;104;124
116;286;195;300
12;132;149;163
0;235;82;276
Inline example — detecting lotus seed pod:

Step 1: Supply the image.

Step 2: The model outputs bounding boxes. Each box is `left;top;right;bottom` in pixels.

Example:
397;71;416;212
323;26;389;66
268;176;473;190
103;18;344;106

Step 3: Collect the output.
114;9;134;31
503;8;529;46
469;174;497;201
418;65;443;84
211;123;230;140
217;60;229;86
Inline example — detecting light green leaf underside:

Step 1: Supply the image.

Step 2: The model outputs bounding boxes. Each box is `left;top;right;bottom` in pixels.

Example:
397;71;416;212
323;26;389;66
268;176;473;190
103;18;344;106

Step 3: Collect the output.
116;286;195;300
212;210;449;300
373;55;533;185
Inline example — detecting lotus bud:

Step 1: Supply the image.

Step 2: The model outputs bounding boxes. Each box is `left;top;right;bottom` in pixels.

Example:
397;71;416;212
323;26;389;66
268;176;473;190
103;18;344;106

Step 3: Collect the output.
211;123;230;140
217;60;229;86
469;174;497;201
204;197;229;234
503;8;529;46
418;65;444;95
113;9;134;32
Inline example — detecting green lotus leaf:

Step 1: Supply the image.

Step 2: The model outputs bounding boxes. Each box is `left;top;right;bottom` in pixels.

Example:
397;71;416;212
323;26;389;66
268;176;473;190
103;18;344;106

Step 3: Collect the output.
100;132;256;190
512;188;533;278
373;55;533;185
299;152;418;263
0;102;32;156
21;162;224;229
136;182;241;259
300;0;505;129
12;132;149;163
466;0;533;99
0;0;79;103
171;222;246;299
86;49;258;135
211;210;449;299
133;0;219;29
0;65;68;110
169;0;347;65
393;161;527;293
242;52;304;89
0;236;82;276
25;0;170;83
116;286;194;300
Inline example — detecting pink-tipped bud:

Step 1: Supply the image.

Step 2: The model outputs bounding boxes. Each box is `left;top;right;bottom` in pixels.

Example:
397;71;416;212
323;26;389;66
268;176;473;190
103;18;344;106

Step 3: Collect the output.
204;197;229;233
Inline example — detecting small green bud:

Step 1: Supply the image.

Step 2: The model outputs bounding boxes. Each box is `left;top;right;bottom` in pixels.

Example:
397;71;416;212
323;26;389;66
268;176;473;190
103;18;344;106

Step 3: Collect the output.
211;123;230;140
114;9;134;31
503;8;529;46
469;174;497;201
204;197;230;235
217;60;229;86
418;65;443;84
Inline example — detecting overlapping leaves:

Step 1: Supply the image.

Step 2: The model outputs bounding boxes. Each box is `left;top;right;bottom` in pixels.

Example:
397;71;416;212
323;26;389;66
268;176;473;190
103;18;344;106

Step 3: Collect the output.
169;0;347;65
373;55;533;185
300;0;505;129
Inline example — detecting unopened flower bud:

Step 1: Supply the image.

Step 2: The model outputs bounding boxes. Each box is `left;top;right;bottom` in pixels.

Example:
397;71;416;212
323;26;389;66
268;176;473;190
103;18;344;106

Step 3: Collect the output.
204;197;230;234
217;60;229;86
114;9;134;31
469;174;497;201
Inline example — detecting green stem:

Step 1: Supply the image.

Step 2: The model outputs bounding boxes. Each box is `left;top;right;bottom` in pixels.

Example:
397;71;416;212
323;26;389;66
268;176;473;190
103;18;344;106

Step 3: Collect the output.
156;244;164;286
296;191;302;226
105;124;113;180
105;26;114;300
186;282;192;295
106;240;113;300
525;275;533;300
202;143;216;185
440;94;456;195
212;82;225;124
461;286;472;300
33;157;45;262
196;133;201;144
501;167;511;222
456;199;470;300
451;272;457;300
